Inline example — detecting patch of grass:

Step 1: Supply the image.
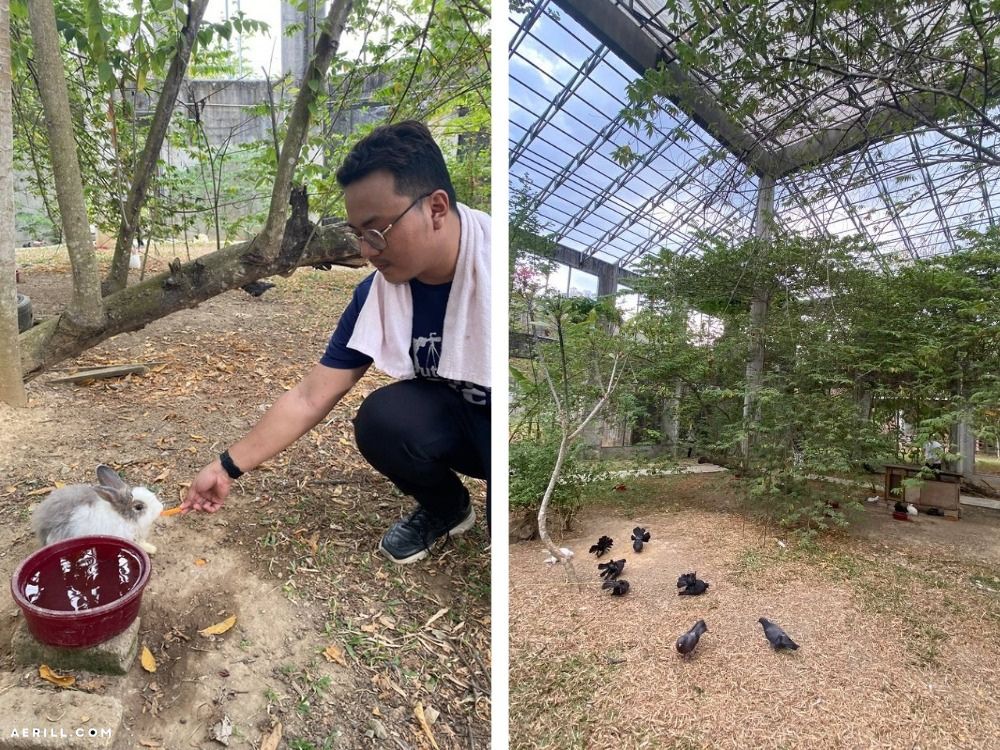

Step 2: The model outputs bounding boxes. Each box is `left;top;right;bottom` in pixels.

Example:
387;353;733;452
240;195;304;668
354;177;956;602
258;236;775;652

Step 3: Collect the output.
728;545;792;589
510;652;607;749
970;574;1000;595
807;547;961;666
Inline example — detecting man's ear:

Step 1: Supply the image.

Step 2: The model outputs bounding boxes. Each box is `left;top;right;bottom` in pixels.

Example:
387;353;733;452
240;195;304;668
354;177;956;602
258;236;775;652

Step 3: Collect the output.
427;189;451;229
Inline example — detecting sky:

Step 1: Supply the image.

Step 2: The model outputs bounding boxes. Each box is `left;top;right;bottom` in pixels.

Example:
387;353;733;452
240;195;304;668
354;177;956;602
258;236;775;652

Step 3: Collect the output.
204;0;281;74
204;1;370;77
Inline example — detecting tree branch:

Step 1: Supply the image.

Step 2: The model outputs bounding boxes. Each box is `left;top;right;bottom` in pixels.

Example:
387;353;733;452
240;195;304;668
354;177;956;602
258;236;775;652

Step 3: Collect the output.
106;0;210;293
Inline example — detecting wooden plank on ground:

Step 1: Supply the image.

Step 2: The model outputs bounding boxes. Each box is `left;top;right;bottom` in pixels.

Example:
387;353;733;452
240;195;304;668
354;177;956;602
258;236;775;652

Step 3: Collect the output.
47;362;165;384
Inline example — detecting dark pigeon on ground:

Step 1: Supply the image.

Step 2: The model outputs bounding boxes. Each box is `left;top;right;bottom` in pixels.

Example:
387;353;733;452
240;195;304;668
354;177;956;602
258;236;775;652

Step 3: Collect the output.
589;535;614;557
677;572;698;589
597;558;626;580
678;578;710;596
631;526;651;552
675;619;708;656
759;617;799;650
602;578;630;596
241;280;277;298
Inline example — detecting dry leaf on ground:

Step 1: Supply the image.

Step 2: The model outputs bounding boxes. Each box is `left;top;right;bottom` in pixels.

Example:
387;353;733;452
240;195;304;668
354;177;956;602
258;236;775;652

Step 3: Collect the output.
323;644;347;666
260;722;282;750
199;615;236;636
140;645;157;672
414;702;439;750
39;664;75;688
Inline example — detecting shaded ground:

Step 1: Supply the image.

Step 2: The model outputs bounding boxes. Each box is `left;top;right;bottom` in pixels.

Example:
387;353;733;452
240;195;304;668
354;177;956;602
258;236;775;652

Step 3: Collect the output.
2;247;490;749
510;473;1000;750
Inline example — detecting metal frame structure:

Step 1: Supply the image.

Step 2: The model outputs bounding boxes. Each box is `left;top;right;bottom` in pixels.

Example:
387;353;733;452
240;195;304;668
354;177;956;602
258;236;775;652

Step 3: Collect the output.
509;0;1000;279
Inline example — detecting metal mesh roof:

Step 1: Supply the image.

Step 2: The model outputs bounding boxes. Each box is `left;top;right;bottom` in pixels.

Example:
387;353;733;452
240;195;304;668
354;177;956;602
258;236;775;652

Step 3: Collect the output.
509;0;1000;272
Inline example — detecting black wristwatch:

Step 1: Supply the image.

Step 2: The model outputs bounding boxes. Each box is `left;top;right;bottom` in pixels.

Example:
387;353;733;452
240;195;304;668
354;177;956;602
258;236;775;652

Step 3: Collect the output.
219;449;244;480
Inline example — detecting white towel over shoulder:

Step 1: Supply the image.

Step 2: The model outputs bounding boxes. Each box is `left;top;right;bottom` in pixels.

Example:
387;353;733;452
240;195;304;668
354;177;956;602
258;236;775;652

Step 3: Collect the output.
346;202;491;387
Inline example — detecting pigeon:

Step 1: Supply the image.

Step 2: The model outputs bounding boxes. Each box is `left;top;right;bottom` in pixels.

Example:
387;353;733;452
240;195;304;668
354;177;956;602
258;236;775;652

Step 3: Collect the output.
759;618;799;650
678;578;709;596
675;619;708;656
676;572;698;589
241;280;277;298
597;558;625;580
602;578;630;596
589;535;614;557
631;526;651;552
543;547;575;565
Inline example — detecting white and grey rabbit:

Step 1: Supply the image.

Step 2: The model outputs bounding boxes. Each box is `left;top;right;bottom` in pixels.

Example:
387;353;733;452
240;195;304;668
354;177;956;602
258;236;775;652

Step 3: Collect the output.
31;465;163;554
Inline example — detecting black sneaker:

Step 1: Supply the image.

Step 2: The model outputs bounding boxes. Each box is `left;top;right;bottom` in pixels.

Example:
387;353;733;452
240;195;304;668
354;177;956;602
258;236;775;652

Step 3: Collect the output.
378;502;476;564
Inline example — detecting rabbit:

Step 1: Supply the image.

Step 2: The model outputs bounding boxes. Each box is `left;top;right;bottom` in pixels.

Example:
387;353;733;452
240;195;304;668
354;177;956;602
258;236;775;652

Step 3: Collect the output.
31;464;163;554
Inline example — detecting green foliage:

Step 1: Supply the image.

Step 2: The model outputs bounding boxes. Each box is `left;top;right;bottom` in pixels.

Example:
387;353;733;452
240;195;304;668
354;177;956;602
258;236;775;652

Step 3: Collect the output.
607;225;998;536
509;438;586;516
11;0;487;248
298;0;491;223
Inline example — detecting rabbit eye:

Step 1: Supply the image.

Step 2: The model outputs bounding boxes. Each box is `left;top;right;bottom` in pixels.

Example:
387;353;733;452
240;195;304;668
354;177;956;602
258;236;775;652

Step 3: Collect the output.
134;503;144;512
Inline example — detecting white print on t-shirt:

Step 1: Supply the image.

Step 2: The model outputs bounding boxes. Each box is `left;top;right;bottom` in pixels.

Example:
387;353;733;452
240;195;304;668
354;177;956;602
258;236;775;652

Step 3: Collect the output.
411;333;443;376
411;332;488;406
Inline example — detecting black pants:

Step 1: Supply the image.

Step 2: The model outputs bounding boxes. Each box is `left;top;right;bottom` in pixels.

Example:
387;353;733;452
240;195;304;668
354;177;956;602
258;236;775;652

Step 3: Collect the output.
353;379;490;525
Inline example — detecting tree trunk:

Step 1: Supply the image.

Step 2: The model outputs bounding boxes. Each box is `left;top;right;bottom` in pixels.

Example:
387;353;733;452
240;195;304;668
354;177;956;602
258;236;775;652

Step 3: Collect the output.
252;0;354;260
0;0;27;406
855;385;873;423
26;0;104;329
19;217;363;378
106;0;210;293
741;174;775;467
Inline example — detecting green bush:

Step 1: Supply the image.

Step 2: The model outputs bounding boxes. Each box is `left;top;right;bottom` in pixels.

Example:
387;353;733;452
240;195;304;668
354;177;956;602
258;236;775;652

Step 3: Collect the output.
509;438;585;516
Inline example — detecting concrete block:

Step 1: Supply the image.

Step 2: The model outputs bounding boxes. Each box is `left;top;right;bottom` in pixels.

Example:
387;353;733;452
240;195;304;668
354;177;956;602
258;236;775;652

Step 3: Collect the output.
0;687;122;749
11;618;139;676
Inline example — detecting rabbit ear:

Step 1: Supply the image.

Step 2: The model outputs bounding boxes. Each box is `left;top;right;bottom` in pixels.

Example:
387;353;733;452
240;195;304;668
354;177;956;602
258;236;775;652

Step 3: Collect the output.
94;485;128;506
96;465;128;490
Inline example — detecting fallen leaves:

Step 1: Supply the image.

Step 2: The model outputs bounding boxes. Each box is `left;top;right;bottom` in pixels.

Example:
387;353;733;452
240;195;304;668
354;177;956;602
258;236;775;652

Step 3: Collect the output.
210;715;233;746
424;608;449;629
39;664;74;688
323;644;347;666
141;645;157;672
414;702;439;750
199;615;237;637
260;721;282;750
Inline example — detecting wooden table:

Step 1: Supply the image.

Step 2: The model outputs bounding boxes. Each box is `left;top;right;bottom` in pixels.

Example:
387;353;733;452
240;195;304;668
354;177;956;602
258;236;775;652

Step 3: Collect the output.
883;463;961;518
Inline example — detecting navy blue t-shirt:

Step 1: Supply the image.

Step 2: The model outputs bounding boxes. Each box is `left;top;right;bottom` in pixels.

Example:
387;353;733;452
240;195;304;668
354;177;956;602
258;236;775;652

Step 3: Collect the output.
321;273;490;407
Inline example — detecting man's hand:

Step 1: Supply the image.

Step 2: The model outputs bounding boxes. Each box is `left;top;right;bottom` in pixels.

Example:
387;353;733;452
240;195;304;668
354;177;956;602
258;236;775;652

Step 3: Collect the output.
182;461;232;513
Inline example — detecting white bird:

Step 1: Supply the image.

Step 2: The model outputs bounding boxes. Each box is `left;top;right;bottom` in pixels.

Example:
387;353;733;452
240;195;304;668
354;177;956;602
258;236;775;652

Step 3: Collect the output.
543;547;575;565
906;503;918;516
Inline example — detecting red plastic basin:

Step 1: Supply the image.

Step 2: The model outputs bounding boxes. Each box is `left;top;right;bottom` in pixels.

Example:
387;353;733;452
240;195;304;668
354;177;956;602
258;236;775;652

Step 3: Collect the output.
11;536;151;648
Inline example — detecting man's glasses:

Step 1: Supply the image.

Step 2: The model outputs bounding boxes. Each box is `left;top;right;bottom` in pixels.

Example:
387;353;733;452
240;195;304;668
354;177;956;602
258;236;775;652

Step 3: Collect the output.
347;192;433;252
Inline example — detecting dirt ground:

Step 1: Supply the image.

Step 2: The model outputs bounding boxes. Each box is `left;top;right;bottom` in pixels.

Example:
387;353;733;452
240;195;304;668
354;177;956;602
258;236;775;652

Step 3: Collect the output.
1;247;491;749
509;473;1000;750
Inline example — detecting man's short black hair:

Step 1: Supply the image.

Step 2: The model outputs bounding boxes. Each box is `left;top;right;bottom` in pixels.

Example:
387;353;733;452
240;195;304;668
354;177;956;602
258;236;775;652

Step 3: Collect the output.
336;120;457;208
